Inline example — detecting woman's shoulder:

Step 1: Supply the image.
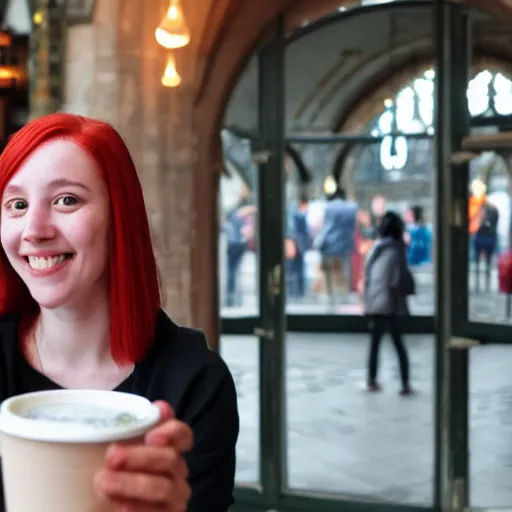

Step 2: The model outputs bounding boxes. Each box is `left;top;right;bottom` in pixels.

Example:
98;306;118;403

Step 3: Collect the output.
151;310;225;369
140;311;237;434
142;310;235;402
367;240;398;263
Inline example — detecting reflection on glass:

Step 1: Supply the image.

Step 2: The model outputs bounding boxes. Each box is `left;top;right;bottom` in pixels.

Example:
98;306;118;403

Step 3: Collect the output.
281;67;512;319
467;70;492;117
470;344;512;507
468;153;512;324
285;332;434;504
283;136;434;316
219;130;259;318
220;335;259;484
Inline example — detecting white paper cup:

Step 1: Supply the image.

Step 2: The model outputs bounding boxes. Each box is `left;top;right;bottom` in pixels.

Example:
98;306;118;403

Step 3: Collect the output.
0;389;160;512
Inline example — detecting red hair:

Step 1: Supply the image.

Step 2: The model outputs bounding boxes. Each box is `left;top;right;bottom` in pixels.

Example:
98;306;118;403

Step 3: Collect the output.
0;113;161;365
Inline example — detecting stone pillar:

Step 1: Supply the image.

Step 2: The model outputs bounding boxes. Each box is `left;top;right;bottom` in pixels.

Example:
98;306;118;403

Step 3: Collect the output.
64;0;215;340
64;0;120;120
115;0;198;327
30;0;64;117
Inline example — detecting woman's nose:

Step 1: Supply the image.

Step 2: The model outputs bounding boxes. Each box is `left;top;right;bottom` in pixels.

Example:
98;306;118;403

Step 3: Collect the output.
22;208;57;242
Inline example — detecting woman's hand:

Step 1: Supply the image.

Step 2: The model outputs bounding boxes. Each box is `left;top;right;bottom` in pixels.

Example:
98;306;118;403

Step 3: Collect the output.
94;401;194;511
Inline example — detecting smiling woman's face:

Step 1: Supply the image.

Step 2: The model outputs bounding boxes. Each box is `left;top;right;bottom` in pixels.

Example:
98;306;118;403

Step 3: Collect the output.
0;139;111;310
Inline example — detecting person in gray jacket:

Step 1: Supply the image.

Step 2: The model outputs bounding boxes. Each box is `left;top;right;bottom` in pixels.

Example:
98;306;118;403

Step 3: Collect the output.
364;211;414;395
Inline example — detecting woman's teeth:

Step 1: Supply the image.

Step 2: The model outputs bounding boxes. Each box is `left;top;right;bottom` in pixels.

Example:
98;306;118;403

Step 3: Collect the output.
28;255;68;270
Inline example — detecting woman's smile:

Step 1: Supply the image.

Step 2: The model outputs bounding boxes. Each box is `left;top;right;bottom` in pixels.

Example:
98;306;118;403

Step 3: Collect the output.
24;254;73;275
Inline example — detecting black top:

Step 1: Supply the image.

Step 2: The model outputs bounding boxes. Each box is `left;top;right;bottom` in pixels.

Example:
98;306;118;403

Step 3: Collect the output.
477;203;499;238
0;310;239;512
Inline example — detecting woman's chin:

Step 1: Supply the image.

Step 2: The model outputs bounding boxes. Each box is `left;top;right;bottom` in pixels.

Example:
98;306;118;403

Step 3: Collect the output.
28;291;71;311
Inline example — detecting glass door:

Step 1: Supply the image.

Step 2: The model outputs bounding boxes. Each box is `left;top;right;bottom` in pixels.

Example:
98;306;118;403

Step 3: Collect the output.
231;14;436;512
452;126;512;511
450;143;512;510
438;1;512;510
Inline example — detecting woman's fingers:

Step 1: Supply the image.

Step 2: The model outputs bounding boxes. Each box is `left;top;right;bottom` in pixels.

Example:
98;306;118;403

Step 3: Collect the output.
111;500;168;512
110;500;186;512
153;401;174;424
95;403;193;510
105;444;188;480
145;418;194;453
95;469;190;509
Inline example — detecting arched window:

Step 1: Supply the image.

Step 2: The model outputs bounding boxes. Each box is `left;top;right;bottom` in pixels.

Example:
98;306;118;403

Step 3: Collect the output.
357;69;512;182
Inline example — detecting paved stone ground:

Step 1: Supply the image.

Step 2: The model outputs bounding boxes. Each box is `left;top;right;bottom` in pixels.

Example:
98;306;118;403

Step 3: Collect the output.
220;333;512;508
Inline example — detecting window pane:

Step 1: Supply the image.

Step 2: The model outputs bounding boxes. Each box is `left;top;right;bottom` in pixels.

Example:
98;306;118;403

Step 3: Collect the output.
284;141;434;317
285;332;434;505
468;152;512;324
470;344;512;507
220;335;260;484
220;131;259;318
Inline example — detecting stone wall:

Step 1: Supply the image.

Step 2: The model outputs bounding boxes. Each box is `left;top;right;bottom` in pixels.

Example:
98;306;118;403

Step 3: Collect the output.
64;0;197;327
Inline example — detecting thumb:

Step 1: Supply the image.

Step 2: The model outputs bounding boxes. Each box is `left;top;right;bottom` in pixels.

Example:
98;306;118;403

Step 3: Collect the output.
152;400;174;424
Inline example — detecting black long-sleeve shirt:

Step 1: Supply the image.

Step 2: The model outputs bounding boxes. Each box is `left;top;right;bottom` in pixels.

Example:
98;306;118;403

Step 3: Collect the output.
0;310;239;511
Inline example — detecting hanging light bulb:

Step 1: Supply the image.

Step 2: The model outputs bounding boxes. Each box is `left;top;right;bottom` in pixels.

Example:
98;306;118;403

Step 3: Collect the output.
161;53;182;88
33;10;44;25
155;0;190;49
323;176;337;195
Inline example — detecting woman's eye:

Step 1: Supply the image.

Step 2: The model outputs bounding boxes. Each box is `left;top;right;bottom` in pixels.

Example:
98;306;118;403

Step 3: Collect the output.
55;196;78;207
12;200;27;211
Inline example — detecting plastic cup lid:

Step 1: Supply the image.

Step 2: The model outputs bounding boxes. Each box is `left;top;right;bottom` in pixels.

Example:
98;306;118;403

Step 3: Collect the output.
0;389;160;443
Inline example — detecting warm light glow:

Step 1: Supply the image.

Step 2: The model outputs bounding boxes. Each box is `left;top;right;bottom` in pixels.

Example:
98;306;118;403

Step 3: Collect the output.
0;68;15;79
384;98;393;108
424;68;435;80
0;32;12;47
33;10;44;25
155;0;190;49
323;176;337;195
161;54;182;88
0;66;17;88
471;178;487;198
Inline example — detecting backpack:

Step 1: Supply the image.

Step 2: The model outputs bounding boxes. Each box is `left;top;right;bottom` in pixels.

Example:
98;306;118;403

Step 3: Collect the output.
367;241;415;297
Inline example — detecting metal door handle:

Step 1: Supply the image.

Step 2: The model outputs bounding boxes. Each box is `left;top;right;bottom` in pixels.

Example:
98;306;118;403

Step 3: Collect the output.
254;327;274;340
448;337;480;349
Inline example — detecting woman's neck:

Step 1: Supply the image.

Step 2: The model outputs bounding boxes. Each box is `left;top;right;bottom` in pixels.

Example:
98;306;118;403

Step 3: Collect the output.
35;291;114;372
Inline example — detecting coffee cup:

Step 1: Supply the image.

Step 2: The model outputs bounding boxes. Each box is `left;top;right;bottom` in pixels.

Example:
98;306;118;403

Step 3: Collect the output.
0;389;160;512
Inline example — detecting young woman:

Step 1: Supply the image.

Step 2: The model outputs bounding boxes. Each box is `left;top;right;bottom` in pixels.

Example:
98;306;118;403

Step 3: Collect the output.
0;113;239;511
363;211;413;395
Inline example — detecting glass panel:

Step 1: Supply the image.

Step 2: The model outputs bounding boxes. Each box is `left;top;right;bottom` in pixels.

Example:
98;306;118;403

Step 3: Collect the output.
467;150;512;324
470;344;512;507
220;130;259;318
220;335;260;484
284;139;434;316
284;143;342;315
285;332;434;505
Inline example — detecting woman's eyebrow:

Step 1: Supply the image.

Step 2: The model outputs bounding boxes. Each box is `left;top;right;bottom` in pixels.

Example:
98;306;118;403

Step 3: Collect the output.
4;179;91;195
47;178;91;191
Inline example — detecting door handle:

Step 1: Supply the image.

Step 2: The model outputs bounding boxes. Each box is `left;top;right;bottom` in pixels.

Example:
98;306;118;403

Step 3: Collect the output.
252;150;272;164
448;337;481;349
254;327;274;340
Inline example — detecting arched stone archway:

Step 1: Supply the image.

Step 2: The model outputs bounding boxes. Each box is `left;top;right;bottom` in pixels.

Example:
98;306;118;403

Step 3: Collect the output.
340;54;512;134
